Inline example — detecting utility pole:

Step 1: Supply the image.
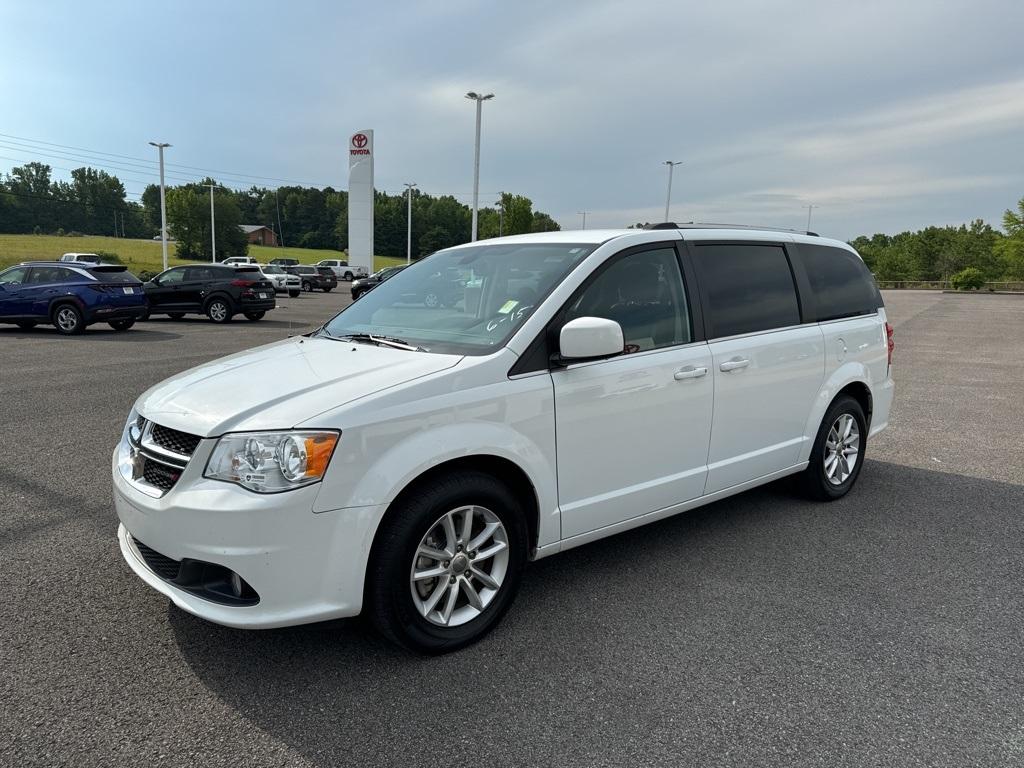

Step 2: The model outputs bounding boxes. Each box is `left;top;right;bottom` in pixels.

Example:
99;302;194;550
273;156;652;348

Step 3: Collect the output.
578;211;589;230
496;193;504;237
465;91;494;241
203;183;218;262
805;204;819;232
275;188;285;247
663;161;682;223
149;142;171;270
404;182;417;264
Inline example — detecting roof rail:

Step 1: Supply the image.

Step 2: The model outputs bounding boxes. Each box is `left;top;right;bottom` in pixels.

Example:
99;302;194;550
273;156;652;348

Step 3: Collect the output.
647;222;819;237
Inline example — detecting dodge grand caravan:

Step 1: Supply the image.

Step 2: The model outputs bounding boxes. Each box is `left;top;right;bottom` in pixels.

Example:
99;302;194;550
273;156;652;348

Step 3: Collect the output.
113;226;894;653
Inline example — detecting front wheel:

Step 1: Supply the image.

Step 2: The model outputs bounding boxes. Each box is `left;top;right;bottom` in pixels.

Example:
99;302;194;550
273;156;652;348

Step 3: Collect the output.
244;311;265;321
302;281;312;293
366;470;527;654
288;290;300;298
323;287;333;293
796;395;867;501
344;271;353;281
205;298;232;324
108;319;135;331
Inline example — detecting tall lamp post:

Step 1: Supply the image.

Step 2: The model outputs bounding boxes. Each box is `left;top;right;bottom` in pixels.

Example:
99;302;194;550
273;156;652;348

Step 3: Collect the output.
465;91;494;242
663;160;682;223
578;210;589;230
804;204;819;232
203;183;221;262
404;182;417;264
149;141;171;271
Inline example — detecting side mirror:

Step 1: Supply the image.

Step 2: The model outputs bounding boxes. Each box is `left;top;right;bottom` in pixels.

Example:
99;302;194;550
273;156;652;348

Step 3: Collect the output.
558;317;624;361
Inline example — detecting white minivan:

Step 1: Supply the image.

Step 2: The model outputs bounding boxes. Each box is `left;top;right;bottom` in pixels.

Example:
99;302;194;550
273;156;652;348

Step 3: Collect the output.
113;226;894;653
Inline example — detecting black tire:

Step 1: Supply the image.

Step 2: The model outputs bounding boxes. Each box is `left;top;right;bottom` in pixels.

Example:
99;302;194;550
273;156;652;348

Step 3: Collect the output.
351;290;362;301
423;291;441;309
168;312;185;320
16;321;36;330
323;287;333;293
288;290;300;298
108;319;135;331
366;470;528;654
344;271;354;281
796;394;867;501
302;281;313;293
52;303;84;335
244;311;265;321
205;297;232;324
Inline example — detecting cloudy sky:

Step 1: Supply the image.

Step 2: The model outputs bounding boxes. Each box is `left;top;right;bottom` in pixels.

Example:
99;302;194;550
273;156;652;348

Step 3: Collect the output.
1;0;1022;239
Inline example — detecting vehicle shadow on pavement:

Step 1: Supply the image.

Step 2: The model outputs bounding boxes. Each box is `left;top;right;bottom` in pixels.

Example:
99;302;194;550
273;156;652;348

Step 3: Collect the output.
168;459;1024;767
0;327;182;341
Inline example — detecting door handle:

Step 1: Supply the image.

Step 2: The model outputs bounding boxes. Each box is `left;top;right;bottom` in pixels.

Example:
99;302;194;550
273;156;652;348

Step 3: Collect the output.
719;358;750;372
674;366;708;381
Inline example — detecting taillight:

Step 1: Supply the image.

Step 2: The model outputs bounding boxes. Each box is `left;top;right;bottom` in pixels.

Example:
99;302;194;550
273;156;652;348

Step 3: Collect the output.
231;279;255;287
885;322;894;366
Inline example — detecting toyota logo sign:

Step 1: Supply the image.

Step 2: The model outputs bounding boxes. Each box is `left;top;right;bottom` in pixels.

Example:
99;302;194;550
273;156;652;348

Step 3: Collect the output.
352;133;368;148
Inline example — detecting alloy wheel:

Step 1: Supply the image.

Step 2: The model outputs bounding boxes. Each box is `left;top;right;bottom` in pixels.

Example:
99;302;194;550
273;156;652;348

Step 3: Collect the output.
824;413;860;485
209;301;228;322
56;306;80;332
409;505;509;627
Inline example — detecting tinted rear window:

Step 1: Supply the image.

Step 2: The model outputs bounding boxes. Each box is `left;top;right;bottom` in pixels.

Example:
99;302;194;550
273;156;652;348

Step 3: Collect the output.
797;244;881;321
234;266;261;274
88;266;140;283
693;244;801;338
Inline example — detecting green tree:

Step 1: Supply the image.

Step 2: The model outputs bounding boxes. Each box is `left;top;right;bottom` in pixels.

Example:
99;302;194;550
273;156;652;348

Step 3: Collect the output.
166;179;247;260
995;197;1024;279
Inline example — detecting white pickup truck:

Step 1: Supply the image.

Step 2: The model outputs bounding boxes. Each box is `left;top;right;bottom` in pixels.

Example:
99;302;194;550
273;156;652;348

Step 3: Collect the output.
316;259;368;281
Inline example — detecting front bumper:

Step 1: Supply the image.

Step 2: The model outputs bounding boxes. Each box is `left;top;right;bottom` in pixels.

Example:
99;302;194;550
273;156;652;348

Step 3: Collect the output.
112;440;379;629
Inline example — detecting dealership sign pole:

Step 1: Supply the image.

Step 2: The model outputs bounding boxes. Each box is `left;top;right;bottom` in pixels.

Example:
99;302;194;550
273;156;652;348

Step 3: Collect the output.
347;130;374;276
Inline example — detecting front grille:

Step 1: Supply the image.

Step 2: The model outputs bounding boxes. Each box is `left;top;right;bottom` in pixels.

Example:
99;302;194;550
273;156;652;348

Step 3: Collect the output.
142;457;181;491
132;537;181;580
151;424;201;457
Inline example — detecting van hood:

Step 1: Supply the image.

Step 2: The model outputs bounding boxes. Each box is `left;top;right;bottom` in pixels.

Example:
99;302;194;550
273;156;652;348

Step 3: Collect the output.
135;336;462;436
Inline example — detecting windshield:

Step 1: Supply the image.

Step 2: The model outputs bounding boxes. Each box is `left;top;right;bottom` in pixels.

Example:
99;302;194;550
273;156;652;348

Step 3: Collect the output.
262;265;283;274
322;242;595;354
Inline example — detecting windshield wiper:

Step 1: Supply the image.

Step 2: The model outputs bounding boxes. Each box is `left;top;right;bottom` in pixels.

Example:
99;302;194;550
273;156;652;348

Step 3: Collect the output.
335;333;425;352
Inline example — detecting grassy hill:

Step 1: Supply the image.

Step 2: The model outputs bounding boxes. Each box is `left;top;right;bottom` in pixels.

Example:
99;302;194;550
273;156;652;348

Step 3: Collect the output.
0;234;405;274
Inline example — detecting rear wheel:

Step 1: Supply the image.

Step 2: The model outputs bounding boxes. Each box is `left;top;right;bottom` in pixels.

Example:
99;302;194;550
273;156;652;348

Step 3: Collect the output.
108;319;135;331
15;321;36;330
205;298;232;324
344;271;354;281
52;304;84;335
797;395;867;500
168;312;185;320
367;470;527;654
244;311;265;321
423;291;440;309
288;290;300;298
302;281;313;292
323;287;333;293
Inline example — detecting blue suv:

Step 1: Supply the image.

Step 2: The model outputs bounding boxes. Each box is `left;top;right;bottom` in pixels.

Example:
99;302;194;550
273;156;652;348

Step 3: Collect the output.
0;262;148;334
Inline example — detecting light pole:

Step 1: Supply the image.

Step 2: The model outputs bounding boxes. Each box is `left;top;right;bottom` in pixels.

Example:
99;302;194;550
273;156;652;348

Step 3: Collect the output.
275;188;285;247
466;91;494;242
203;183;219;262
404;182;417;264
578;210;589;230
149;141;171;271
496;193;504;236
663;161;682;223
804;204;819;232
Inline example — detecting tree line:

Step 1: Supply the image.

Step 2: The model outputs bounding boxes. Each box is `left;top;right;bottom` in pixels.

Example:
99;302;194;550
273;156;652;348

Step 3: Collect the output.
3;160;1023;279
0;160;561;261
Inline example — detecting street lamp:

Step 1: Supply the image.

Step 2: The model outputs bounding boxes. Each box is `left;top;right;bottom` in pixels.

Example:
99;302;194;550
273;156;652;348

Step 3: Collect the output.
404;182;417;264
663;161;682;223
466;91;494;242
804;204;819;232
149;141;171;271
578;210;589;230
202;183;224;262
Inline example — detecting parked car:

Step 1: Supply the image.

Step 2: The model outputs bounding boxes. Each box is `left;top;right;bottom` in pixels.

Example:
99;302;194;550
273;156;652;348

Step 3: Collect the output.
316;258;368;281
269;257;299;267
222;256;259;266
142;264;276;323
285;264;337;292
0;261;146;334
113;226;894;653
351;265;407;300
259;264;301;297
59;252;102;265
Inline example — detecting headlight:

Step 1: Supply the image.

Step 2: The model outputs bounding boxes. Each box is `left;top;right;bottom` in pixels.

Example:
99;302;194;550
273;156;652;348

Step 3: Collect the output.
204;430;339;493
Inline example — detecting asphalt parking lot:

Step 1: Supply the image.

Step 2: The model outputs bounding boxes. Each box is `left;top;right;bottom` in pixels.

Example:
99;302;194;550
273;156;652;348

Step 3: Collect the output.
1;289;1022;767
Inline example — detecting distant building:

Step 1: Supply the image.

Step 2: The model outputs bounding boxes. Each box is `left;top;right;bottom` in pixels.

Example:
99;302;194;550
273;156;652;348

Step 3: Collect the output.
240;224;278;247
